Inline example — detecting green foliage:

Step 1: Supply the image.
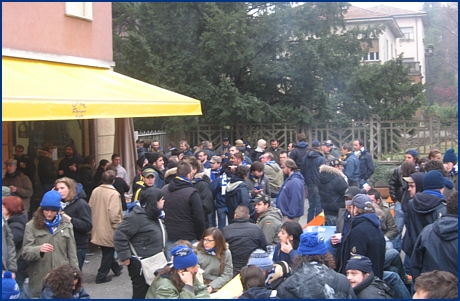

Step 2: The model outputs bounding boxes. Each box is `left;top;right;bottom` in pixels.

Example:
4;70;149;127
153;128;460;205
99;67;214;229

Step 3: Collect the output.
370;161;395;186
423;103;458;126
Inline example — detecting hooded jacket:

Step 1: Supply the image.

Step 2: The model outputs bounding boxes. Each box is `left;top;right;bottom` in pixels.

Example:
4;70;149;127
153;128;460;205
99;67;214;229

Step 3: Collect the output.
289;141;309;168
301;149;326;185
192;172;213;216
62;184;92;249
263;162;284;195
318;165;349;216
239;287;278;299
276;172;305;219
352;272;394;299
402;192;446;256
37;149;58;184
225;176;253;221
277;262;356;299
163;177;205;241
410;214;457;280
337;213;386;280
256;206;282;245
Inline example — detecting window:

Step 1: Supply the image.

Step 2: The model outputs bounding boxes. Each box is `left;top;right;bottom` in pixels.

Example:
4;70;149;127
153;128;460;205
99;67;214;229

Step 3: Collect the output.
65;2;92;21
364;52;379;61
401;27;414;41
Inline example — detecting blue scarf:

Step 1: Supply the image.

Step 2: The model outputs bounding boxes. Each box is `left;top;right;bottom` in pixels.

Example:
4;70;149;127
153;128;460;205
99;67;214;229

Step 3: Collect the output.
249;173;263;190
204;247;217;256
423;189;444;200
264;160;277;166
449;163;458;177
44;213;61;234
210;168;221;182
176;175;193;186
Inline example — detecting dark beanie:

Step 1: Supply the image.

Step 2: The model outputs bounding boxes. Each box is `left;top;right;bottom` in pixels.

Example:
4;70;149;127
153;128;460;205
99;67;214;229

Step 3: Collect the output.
443;148;457;164
405;149;419;158
423;170;445;190
346;255;373;273
146;152;161;165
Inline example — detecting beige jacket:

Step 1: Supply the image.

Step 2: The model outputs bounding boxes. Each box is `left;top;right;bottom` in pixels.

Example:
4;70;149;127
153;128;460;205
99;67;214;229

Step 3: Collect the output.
89;184;122;247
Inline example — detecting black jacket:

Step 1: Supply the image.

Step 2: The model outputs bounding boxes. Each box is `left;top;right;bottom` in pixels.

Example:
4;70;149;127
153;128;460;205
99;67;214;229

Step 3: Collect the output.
402;192;446;256
277;262;356;299
78;163;94;200
114;206;165;261
300;150;326;185
356;148;374;180
288;141;309;168
62;188;92;250
113;177;130;211
225;176;254;221
239;287;278;299
388;166;403;203
353;272;394;299
410;214;457;280
37;149;58;184
192;172;213;216
58;154;83;181
6;212;29;284
222;218;267;275
337;213;386;280
318;165;349;216
163;177;205;241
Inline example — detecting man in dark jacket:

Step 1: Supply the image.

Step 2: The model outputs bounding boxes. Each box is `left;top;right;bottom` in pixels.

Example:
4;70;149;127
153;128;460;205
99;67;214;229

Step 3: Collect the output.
341;143;360;187
276;159;305;223
58;144;83;181
318;160;349;226
301;140;326;223
402;170;446;266
13;144;36;185
410;191;457;281
3;159;33;214
336;194;386;280
225;165;253;222
346;255;394;299
37;143;58;193
163;161;205;260
223;205;268;275
353;139;374;189
288;133;309;169
145;152;165;189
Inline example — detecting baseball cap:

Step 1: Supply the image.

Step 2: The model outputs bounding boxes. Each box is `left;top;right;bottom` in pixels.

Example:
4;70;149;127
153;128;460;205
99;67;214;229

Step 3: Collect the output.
330;158;347;167
142;168;156;177
322;140;334;147
223;137;229;141
403;176;415;183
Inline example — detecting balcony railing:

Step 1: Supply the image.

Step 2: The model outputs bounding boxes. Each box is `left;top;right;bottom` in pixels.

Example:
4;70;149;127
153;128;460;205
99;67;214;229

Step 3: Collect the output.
403;61;421;76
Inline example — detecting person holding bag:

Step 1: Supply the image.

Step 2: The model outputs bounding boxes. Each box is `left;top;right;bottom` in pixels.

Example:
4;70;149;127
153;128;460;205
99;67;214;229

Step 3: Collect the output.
114;187;167;299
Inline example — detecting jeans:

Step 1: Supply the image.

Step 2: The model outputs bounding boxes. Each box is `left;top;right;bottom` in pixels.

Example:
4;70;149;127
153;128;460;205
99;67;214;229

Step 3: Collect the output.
392;202;404;252
208;204;217;228
77;248;88;271
404;254;411;276
306;184;322;223
216;207;228;230
384;248;406;283
359;179;369;189
325;214;337;226
96;246;121;281
128;258;149;299
383;271;411;299
165;239;198;261
18;283;30;299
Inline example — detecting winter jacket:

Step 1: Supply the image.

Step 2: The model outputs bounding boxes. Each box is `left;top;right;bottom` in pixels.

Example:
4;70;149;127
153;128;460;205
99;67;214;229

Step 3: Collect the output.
318;165;349;216
78;163;94;200
272;243;298;267
337;213;386;280
410;214;457;280
289;141;309;168
6;212;29;285
352;272;394;299
389;166;403;203
225;176;253;221
2;216;17;272
197;248;233;290
301;150;326;185
62;188;92;250
356;148;375;180
146;273;210;299
89;184;123;248
22;216;78;298
239;287;278;299
245;174;271;199
256;206;282;245
263;162;284;195
163;177;205;241
402;191;446;256
266;146;285;164
58;154;83;181
40;285;90;299
2;170;33;212
210;172;228;209
222;218;268;274
14;153;36;184
277;262;356;299
378;199;398;241
215;145;231;164
342;152;360;183
37;149;58;184
276;172;305;220
114;206;165;261
113;177;129;211
192;172;213;216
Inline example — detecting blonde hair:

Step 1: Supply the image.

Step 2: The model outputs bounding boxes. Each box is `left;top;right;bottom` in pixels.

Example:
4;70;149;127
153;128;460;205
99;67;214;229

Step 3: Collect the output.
55;177;77;201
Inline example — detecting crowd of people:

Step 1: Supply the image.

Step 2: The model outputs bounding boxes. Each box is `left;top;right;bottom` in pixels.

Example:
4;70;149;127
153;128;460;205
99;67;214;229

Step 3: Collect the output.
1;137;458;299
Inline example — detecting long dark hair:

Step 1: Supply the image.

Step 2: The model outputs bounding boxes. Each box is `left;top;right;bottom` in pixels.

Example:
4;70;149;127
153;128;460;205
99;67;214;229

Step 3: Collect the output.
240;265;265;291
292;252;336;270
43;264;83;298
281;221;303;250
32;207;51;230
154;265;184;292
196;227;227;259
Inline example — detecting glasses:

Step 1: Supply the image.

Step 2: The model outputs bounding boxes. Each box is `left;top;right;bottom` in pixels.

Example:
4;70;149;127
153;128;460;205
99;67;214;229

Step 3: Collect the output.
203;238;215;243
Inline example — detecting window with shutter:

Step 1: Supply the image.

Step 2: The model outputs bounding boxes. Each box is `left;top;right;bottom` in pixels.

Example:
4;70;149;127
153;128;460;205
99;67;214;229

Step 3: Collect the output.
65;2;92;21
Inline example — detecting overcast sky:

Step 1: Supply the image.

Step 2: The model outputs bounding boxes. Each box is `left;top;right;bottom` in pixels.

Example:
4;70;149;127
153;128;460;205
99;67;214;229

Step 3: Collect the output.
349;2;425;12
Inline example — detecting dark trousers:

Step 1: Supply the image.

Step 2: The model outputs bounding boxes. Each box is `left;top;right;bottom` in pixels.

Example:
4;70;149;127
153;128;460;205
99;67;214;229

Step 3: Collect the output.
128;258;149;299
77;248;88;271
96;246;120;281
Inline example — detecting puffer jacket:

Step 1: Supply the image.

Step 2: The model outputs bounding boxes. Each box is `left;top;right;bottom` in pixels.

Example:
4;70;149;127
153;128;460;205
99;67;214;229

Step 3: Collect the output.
352;272;394;299
301;150;326;185
197;248;233;290
318;165;349;216
37;149;58;184
256;206;282;245
225;176;253;221
289;141;309;168
410;214;457;280
277;262;356;299
114;206;165;261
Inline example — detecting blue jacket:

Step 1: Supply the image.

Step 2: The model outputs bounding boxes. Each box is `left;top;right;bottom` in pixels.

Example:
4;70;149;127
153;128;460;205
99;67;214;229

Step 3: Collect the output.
276;172;305;219
343;152;360;182
357;148;375;180
289;141;309;168
301;150;326;185
210;173;228;208
272;243;298;266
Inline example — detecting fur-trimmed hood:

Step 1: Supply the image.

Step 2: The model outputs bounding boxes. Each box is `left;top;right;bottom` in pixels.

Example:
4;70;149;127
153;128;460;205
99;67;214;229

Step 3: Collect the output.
319;164;344;176
165;167;177;179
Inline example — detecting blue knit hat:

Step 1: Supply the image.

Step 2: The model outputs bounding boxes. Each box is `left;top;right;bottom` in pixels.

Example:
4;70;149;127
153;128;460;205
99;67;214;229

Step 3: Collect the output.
405;149;419;158
171;245;198;270
2;271;20;299
346;255;373;274
423;170;445;190
40;190;62;211
248;249;273;271
443;148;457;164
297;232;328;256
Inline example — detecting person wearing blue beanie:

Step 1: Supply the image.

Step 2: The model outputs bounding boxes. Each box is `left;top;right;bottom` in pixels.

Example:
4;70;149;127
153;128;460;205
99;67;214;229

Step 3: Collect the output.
2;271;20;299
297;232;328;256
443;148;458;190
146;245;210;299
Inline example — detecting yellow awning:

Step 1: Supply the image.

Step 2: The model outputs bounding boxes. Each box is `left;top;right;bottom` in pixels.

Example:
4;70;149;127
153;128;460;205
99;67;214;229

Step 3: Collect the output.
2;57;202;121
